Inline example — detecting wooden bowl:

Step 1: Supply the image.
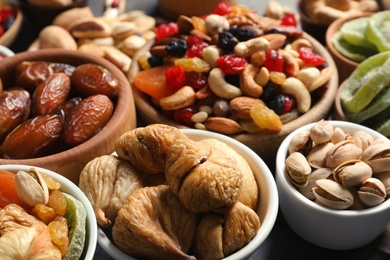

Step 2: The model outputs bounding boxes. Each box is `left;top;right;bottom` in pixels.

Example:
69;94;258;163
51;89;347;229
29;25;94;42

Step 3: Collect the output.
325;12;373;84
0;2;23;47
0;49;136;184
16;0;88;29
129;32;339;167
158;0;239;19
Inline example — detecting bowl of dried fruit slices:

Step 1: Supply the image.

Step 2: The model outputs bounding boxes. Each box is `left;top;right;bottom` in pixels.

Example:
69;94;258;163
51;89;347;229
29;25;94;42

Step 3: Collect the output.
128;2;338;166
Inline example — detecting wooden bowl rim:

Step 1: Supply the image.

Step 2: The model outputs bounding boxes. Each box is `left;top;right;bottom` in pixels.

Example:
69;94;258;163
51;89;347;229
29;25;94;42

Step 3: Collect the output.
0;49;135;164
0;6;23;47
129;32;339;142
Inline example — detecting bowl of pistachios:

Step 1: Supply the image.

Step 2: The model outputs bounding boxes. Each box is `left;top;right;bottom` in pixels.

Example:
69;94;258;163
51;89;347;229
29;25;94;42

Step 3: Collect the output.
275;120;390;250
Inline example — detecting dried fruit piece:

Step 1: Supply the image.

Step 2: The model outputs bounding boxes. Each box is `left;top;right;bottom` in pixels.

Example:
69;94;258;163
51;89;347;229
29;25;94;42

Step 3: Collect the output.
250;103;283;132
156;22;179;40
165;66;186;92
133;65;174;99
15;61;53;92
0;170;32;212
216;55;246;75
298;46;325;66
64;94;114;147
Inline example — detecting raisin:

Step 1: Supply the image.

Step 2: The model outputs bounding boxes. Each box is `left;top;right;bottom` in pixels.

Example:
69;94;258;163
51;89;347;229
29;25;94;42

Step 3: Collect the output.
225;74;240;87
147;56;164;68
218;32;238;53
173;106;197;127
261;82;281;103
166;40;188;57
216;55;246;75
250;103;283;132
165;66;186;92
228;26;255;42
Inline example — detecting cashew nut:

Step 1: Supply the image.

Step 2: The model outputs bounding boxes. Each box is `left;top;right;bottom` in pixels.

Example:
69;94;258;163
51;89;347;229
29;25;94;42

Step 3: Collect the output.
280;50;300;77
308;66;334;92
281;77;311;113
234;37;270;57
297;67;321;88
254;66;269;87
205;14;230;36
208;68;242;99
202;45;220;68
159;86;196;110
291;38;312;51
240;64;263;98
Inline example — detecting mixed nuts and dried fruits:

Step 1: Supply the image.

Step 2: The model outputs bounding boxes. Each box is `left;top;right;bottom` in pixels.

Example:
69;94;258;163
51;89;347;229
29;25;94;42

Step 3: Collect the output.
285;120;390;210
0;61;118;159
0;1;17;38
79;124;260;259
0;167;87;259
132;2;333;135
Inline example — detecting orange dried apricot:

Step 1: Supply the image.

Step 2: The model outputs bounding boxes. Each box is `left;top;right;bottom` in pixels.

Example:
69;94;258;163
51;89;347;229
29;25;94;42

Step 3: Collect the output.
133;65;174;100
0;170;32;212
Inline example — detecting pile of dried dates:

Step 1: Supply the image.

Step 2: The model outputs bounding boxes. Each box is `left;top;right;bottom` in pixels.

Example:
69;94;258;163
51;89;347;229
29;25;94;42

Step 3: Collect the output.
0;61;119;159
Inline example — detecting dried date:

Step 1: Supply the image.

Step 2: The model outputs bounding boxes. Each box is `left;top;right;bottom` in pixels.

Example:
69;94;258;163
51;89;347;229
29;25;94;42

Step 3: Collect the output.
15;61;53;92
64;94;114;147
71;63;119;99
31;73;71;116
0;114;63;159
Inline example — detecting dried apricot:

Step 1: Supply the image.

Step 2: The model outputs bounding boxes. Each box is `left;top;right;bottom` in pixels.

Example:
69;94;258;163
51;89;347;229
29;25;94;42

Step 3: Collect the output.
0;170;32;212
133;65;174;99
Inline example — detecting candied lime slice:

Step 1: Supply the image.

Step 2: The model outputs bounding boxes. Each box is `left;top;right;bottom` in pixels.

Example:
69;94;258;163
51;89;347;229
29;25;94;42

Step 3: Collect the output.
331;31;377;63
366;10;390;52
376;118;390;137
362;105;390;137
340;51;390;113
340;17;377;49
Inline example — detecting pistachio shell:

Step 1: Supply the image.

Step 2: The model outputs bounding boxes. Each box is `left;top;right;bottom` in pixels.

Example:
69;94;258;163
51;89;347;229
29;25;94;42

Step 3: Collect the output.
288;130;312;155
285;152;311;187
309;119;334;145
313;179;354;210
376;171;390;196
15;168;49;207
358;178;386;207
299;167;332;200
307;142;334;169
352;130;374;151
333;159;372;188
331;127;350;144
362;142;390;174
326;140;363;169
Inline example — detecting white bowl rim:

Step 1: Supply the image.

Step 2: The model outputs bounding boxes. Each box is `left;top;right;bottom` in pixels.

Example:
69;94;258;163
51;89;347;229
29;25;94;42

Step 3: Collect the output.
0;164;97;260
0;45;15;57
276;120;390;217
97;128;279;260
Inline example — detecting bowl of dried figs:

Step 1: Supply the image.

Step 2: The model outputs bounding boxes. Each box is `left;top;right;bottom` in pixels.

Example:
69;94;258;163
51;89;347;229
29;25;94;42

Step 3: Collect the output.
129;2;338;167
0;164;97;260
276;119;390;250
78;124;279;259
0;49;137;184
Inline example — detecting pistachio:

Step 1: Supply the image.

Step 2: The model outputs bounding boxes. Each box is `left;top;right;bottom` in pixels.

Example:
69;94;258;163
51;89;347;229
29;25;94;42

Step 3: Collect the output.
313;179;354;210
310;119;334;145
358;178;386;207
331;127;350;144
288;130;312;155
376;171;390;196
352;130;374;151
325;139;363;169
15;168;49;207
299;167;332;200
285;152;311;187
307;142;334;169
333;159;372;188
362;142;390;174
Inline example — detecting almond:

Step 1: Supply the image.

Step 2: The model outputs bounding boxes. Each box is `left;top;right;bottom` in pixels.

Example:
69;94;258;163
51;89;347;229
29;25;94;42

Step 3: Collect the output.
204;117;242;135
260;33;287;50
230;96;264;120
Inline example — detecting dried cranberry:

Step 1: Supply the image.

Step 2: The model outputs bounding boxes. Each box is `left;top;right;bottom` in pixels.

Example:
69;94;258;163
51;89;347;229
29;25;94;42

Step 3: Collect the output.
186;35;204;46
186;42;208;58
186;72;207;89
216;55;246;75
298;47;325;66
156;22;179;40
173;107;197;127
165;66;186;92
213;2;232;15
166;40;188;57
263;49;284;73
280;13;297;27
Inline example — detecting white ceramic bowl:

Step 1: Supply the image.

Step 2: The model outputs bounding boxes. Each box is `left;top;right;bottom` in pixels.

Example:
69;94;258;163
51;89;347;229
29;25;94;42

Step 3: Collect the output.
0;164;98;260
275;121;390;250
98;128;279;260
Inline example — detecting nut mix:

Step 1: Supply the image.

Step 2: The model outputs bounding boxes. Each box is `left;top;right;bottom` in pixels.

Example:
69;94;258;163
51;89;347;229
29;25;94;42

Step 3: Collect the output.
78;124;260;259
0;61;118;159
132;2;334;135
285;119;390;210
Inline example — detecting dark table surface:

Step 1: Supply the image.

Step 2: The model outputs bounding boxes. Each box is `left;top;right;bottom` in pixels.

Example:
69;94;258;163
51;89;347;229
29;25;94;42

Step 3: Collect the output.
7;1;390;259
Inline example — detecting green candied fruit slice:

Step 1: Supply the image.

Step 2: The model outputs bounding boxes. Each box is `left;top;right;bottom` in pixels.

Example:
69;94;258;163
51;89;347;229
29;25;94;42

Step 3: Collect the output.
341;51;390;114
366;10;390;52
362;106;390;137
331;31;377;63
340;17;377;50
345;84;390;123
376;118;390;137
